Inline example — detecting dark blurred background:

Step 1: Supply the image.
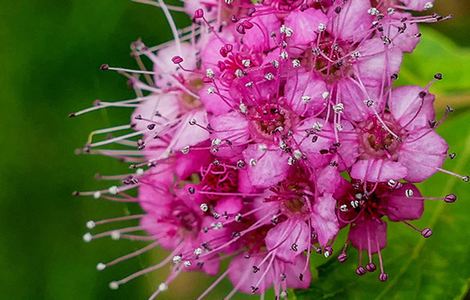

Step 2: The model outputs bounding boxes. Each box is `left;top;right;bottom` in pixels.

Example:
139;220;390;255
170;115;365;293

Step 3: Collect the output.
0;1;469;299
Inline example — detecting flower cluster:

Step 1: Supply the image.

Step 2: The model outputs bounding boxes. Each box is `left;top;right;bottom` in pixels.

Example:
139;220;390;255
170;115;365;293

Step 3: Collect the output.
73;0;467;298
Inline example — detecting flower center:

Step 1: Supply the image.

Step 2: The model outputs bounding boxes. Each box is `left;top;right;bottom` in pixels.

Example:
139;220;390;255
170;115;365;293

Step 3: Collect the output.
359;115;401;159
337;182;387;223
250;103;293;140
180;77;203;110
267;170;314;218
306;34;354;81
172;204;201;235
218;49;262;83
200;163;239;199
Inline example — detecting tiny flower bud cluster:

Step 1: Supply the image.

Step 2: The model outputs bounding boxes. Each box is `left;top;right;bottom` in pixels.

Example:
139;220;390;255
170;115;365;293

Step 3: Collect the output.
72;0;465;298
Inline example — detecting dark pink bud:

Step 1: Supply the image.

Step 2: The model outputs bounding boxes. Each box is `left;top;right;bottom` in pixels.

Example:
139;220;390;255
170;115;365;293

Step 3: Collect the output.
242;20;254;29
219;47;228;58
193;8;204;19
224;44;233;52
171;56;183;64
202;76;213;83
236;24;246;34
217;61;226;71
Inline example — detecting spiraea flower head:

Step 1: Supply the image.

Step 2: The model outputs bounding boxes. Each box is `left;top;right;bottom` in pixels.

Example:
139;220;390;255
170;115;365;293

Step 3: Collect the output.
71;0;467;298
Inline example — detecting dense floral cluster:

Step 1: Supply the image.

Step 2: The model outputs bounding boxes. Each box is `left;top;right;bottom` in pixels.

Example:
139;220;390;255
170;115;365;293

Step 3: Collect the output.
73;0;467;298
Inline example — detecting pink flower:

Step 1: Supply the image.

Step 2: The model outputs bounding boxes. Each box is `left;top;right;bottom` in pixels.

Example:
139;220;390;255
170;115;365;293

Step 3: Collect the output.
334;179;456;281
347;86;448;183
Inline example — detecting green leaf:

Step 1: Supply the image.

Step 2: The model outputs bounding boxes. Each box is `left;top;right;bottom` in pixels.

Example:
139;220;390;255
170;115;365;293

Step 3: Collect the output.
397;27;470;97
295;111;470;300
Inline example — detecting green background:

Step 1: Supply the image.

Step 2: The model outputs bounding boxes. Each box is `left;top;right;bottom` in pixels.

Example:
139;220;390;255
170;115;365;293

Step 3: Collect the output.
0;1;469;299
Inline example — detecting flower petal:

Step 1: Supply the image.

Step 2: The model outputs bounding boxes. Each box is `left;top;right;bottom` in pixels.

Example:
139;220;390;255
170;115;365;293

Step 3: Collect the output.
311;193;339;246
243;145;289;188
399;128;448;182
351;159;408;182
265;219;309;262
349;218;387;253
383;183;424;221
390;86;435;131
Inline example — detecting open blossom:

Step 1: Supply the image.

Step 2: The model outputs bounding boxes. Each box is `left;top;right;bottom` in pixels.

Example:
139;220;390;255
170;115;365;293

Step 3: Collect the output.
71;0;468;299
346;85;449;183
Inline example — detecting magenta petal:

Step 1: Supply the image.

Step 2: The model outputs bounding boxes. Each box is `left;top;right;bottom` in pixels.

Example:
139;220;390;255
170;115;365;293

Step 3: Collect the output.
351;159;408;182
390;86;435;131
401;0;435;11
283;255;311;288
399;129;448;182
284;8;328;50
336;79;380;122
265;219;309;263
310;193;339;246
228;254;273;294
355;37;403;87
243;145;289;188
317;166;341;194
209;111;250;146
336;121;360;170
284;71;327;116
132;94;179;132
242;14;281;52
214;196;243;215
383;183;424;221
330;0;372;42
199;81;232;115
171;109;210;151
386;12;420;52
295;117;334;168
349;218;387;253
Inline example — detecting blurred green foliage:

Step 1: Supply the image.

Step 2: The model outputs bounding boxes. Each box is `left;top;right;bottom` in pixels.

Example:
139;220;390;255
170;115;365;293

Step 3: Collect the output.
0;1;468;300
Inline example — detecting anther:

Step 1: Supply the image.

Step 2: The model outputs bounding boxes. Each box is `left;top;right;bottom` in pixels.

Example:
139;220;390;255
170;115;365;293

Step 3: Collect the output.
421;228;433;238
111;231;121;240
366;263;376;272
109;281;119;290
444;194;457;203
356;266;366;276
83;233;92;242
158;283;168;292
96;263;106;271
171;56;183;64
405;189;414;198
100;64;109;70
291;243;298;252
379;273;389;282
108;186;118;195
86;221;96;229
172;255;182;264
249;158;257;167
338;253;347;263
188;187;196;194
